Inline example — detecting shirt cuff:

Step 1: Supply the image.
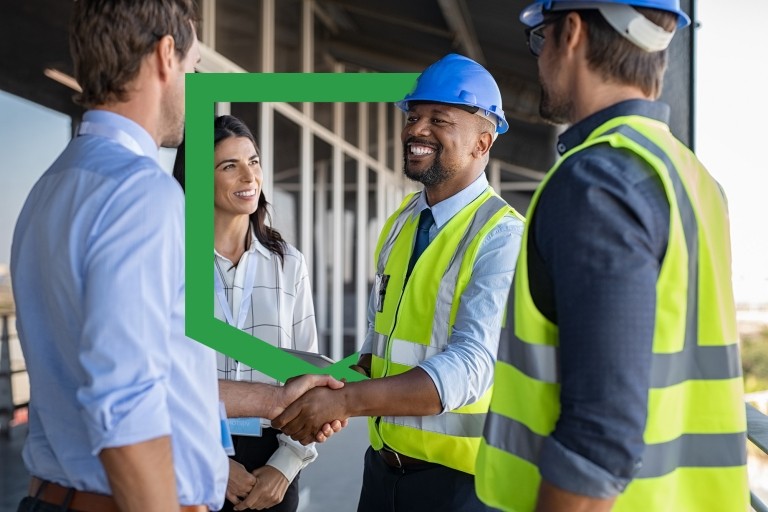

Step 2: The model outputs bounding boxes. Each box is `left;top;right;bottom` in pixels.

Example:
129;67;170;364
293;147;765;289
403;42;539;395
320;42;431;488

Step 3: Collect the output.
539;436;634;498
266;439;317;482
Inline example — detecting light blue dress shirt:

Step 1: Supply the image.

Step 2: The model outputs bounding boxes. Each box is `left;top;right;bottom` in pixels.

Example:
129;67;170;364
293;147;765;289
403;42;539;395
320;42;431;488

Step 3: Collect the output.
361;174;524;412
11;110;228;509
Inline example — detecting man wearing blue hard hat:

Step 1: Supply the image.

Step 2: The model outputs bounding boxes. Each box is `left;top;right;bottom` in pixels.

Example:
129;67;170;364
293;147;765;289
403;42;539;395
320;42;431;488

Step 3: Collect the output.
272;53;525;511
476;1;748;511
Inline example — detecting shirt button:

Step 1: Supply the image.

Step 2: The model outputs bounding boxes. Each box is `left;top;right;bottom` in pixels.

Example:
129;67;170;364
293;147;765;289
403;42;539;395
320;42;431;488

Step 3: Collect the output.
557;142;567;154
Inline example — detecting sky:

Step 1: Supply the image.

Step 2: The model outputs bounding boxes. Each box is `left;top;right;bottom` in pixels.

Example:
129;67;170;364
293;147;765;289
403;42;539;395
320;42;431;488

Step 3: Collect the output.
0;0;766;305
695;0;768;304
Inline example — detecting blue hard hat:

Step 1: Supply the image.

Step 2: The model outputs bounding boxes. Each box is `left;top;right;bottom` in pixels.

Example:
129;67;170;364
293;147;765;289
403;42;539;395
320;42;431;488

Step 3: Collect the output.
396;53;509;135
520;0;691;29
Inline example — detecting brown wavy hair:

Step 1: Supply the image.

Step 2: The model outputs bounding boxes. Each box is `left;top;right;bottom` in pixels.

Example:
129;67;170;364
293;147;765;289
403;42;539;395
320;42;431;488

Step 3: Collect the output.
70;0;198;108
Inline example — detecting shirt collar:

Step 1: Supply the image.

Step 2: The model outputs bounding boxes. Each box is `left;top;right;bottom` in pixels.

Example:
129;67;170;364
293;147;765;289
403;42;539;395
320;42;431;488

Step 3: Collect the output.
213;223;271;264
412;173;490;229
247;225;272;259
82;109;160;162
556;99;671;155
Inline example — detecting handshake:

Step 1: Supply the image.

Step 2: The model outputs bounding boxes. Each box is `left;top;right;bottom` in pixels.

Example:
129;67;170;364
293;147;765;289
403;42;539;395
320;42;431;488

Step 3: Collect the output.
221;360;371;446
270;373;352;445
221;365;369;509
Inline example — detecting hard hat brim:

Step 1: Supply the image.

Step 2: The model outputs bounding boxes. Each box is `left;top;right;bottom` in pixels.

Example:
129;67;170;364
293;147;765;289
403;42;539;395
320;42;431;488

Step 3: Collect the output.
396;98;509;135
519;1;691;29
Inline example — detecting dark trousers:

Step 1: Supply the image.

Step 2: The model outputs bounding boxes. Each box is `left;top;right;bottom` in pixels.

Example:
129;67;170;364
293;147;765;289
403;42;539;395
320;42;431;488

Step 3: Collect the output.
356;446;491;512
219;429;300;512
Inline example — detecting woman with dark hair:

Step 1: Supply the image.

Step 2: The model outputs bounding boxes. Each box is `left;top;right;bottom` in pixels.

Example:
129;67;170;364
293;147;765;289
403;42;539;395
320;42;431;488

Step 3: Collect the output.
173;114;318;512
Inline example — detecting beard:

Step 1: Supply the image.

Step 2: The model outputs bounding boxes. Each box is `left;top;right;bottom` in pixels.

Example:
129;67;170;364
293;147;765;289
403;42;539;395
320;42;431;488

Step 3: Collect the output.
160;80;186;148
402;140;455;187
161;116;185;148
538;81;572;125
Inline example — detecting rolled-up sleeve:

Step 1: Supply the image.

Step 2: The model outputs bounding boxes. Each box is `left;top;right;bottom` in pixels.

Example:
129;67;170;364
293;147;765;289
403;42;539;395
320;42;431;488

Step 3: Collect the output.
77;168;183;454
419;215;523;412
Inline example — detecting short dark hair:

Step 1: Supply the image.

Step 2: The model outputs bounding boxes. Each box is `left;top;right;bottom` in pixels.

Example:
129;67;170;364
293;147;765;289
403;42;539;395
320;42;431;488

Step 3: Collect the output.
70;0;198;108
551;8;677;98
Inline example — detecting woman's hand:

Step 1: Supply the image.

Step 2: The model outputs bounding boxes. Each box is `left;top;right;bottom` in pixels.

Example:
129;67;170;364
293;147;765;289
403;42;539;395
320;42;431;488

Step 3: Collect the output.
233;465;290;510
226;459;257;507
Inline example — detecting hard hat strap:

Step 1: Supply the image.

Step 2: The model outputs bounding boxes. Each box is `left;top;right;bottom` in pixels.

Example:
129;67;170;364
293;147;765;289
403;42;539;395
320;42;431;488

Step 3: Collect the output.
597;4;675;52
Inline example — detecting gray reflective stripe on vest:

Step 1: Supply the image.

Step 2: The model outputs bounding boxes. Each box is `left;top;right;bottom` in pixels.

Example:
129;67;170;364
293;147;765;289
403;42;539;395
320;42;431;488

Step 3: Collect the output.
377;194;420;274
383;410;487;438
372;332;387;358
385;337;443;365
484;411;747;478
497;127;740;387
606;125;741;386
652;343;742;387
636;431;747;478
371;333;444;365
496;319;559;384
483;411;543;465
432;194;508;344
497;309;741;386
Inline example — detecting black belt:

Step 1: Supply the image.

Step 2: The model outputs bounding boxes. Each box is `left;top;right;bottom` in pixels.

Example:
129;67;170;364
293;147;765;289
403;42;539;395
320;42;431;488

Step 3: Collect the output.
377;447;437;469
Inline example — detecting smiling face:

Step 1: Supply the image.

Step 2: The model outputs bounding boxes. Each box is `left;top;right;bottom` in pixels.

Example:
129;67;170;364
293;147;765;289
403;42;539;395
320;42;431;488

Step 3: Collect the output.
401;103;490;187
214;136;262;220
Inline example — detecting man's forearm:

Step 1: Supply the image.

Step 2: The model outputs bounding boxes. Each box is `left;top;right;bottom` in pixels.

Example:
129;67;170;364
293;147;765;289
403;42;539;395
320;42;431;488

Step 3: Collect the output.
220;374;346;421
99;436;178;512
273;364;442;444
219;380;281;419
342;367;442;418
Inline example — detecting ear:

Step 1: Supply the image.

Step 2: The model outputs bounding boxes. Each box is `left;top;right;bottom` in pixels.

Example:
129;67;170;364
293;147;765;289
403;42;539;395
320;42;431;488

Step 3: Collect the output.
562;11;587;55
155;34;177;82
473;131;494;158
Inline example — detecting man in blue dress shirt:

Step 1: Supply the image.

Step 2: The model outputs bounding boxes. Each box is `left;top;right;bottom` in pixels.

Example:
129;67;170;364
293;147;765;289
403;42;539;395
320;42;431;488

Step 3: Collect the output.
11;2;341;511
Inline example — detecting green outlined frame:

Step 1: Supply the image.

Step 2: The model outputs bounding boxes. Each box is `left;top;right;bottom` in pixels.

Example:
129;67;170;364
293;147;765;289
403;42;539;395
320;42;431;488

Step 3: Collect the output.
184;72;418;383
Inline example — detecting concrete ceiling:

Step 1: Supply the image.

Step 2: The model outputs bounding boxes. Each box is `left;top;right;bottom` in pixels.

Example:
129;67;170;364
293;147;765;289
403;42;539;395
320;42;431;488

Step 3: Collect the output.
313;0;543;122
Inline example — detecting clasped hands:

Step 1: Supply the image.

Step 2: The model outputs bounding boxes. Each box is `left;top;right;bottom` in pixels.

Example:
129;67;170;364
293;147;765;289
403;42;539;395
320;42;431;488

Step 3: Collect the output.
272;372;353;446
226;459;290;511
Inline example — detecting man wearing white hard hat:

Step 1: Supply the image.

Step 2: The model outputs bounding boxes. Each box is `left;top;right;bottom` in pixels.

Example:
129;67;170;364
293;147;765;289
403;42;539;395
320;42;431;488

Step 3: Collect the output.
272;53;525;511
476;1;748;511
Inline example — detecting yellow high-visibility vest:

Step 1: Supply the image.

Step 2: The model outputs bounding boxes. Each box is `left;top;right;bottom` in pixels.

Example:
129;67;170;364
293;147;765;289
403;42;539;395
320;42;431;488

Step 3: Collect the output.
476;115;748;511
369;187;524;475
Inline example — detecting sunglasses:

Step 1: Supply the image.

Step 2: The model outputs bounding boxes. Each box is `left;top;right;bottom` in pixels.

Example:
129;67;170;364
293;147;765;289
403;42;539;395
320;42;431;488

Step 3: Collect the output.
525;14;565;58
525;23;548;57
